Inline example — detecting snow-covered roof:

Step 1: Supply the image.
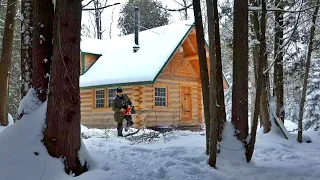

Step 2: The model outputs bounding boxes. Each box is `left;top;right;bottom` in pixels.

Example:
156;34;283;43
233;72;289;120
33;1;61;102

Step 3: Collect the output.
80;37;106;55
80;20;194;88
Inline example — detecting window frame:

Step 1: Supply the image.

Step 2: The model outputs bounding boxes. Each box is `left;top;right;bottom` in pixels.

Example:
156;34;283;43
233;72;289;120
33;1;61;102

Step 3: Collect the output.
107;88;117;107
154;87;168;107
95;89;106;108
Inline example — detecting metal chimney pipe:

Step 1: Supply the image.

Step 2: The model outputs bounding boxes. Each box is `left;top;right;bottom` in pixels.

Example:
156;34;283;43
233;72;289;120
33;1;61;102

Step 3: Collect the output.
133;6;140;53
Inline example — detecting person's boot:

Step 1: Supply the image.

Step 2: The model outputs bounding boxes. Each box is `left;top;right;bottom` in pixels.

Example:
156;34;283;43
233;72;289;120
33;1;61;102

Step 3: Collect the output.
117;129;123;137
117;125;123;137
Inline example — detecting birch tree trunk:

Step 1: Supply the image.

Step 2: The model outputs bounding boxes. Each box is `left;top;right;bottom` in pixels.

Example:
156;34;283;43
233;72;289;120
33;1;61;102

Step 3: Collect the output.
0;0;18;126
21;0;33;99
44;0;87;175
32;0;54;102
297;1;319;143
232;0;248;143
192;0;211;155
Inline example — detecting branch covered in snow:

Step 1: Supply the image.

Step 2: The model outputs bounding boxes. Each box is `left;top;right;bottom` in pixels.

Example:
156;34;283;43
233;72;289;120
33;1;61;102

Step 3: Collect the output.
249;5;320;13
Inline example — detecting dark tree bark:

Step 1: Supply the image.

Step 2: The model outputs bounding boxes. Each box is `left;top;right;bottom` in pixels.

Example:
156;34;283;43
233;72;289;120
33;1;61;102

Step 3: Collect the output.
273;0;284;124
205;0;218;168
246;41;262;162
0;0;18;126
213;0;226;142
32;0;54;102
44;0;87;175
192;0;211;155
182;0;188;20
246;0;267;162
250;0;271;133
259;0;271;133
232;0;248;143
297;1;319;143
94;0;102;39
21;0;33;99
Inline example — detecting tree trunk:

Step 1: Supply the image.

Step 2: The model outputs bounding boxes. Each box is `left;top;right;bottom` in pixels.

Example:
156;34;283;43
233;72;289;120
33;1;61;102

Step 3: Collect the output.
0;0;18;126
250;28;259;127
249;0;271;133
32;0;53;103
213;0;226;142
232;0;248;143
94;1;102;39
273;0;284;124
246;46;262;162
21;0;33;99
192;0;211;155
205;0;217;168
44;0;87;175
183;0;188;20
246;18;265;164
297;2;319;143
259;0;271;133
249;2;260;128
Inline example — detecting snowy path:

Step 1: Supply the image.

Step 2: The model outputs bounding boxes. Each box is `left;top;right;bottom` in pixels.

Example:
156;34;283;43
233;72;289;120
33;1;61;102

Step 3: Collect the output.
83;129;320;180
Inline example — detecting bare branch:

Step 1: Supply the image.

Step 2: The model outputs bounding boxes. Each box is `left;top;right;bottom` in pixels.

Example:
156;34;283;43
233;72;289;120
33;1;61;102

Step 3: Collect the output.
157;3;192;12
173;0;184;7
109;6;115;39
82;0;94;8
82;2;120;11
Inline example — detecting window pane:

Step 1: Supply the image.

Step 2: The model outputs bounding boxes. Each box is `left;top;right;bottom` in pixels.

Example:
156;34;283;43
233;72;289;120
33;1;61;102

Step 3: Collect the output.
95;90;105;108
155;88;166;106
108;88;116;107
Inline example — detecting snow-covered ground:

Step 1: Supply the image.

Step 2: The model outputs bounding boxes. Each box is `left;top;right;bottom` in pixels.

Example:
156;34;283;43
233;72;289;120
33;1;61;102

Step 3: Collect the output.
0;104;319;180
83;125;320;180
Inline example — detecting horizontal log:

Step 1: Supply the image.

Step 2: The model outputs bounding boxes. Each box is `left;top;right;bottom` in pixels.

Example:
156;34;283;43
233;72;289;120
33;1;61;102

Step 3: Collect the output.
81;101;92;105
81;116;114;121
154;80;179;85
81;104;92;108
91;108;113;112
80;91;92;95
82;118;115;123
80;89;92;93
82;111;114;116
81;110;92;114
81;100;92;104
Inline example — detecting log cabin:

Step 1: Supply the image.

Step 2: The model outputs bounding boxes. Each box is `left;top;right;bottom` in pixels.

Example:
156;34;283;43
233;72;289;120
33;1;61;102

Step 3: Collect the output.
79;20;229;129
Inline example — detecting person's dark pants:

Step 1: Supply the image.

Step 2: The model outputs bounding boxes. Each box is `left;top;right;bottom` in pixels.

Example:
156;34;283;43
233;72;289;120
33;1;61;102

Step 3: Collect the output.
117;115;133;137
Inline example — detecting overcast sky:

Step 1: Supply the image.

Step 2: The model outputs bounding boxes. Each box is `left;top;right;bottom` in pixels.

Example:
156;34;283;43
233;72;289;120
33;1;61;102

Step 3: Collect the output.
81;0;194;39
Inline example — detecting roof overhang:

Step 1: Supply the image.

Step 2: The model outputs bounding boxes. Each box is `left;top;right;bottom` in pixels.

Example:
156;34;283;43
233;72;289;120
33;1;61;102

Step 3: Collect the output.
80;23;195;89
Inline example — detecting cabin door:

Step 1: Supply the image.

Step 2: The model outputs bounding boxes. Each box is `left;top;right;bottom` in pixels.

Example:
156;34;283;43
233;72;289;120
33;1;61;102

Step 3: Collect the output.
181;86;192;123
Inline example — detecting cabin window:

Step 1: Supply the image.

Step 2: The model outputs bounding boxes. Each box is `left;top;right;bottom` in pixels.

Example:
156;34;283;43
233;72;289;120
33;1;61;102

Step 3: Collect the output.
95;89;105;108
155;87;167;106
108;88;117;107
